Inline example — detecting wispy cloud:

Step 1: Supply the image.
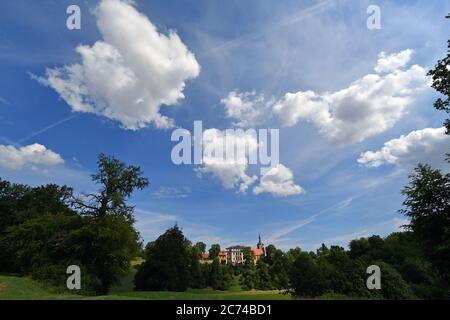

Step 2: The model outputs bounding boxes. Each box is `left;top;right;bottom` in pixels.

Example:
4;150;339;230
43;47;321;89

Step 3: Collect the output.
134;209;178;241
329;218;407;244
200;0;335;56
266;214;317;244
302;217;409;251
134;208;237;248
151;186;191;199
0;97;10;105
0;136;18;146
267;194;365;244
182;222;232;247
335;197;353;210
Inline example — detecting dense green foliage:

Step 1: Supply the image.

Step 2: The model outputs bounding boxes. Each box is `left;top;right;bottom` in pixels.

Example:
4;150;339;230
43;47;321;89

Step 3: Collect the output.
194;241;207;253
2;218;446;299
428;14;450;133
240;245;290;291
0;154;146;295
135;226;192;291
208;244;221;260
238;232;446;299
0;182;75;272
134;226;233;291
401;164;450;293
209;259;233;290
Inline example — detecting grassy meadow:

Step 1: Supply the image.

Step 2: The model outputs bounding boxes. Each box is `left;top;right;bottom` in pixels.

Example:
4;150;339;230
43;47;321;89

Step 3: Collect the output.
0;272;291;300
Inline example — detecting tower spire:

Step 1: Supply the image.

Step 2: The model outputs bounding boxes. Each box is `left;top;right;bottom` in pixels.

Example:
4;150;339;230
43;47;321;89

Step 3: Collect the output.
257;234;264;249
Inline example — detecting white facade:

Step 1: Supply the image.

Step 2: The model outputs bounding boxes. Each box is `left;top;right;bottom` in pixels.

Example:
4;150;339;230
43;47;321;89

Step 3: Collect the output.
226;246;245;265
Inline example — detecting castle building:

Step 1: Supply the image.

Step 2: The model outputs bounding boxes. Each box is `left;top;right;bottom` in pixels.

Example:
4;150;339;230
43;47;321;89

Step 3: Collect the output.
225;245;246;265
201;235;265;265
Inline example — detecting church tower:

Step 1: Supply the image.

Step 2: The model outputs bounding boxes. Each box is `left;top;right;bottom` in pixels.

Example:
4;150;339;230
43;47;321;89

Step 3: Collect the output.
257;234;265;255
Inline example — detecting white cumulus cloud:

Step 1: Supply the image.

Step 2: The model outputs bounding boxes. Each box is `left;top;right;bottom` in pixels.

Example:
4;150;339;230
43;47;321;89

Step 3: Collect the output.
0;143;64;170
273;49;429;144
196;129;303;196
253;164;304;197
374;49;413;73
220;91;272;127
196;128;258;192
36;0;200;130
358;127;450;169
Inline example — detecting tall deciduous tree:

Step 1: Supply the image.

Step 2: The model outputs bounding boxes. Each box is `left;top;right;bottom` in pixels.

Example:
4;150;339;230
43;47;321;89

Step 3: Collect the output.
401;164;450;288
134;225;191;291
209;258;232;290
242;247;255;268
73;153;149;221
208;244;221;260
194;242;207;254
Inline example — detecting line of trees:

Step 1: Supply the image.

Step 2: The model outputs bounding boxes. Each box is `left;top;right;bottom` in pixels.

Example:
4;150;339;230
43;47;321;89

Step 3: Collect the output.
130;225;448;299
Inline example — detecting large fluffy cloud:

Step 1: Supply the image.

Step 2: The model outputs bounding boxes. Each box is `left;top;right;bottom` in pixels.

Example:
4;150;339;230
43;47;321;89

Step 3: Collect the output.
253;164;304;197
196;128;258;192
220;91;272;127
36;0;200;130
196;129;303;196
0;143;64;170
273;49;429;143
358;127;450;169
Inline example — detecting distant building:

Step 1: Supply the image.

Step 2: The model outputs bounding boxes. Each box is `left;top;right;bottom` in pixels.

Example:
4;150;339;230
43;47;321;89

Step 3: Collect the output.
200;252;212;264
200;235;265;265
253;234;265;264
199;249;230;264
226;245;246;265
218;250;227;264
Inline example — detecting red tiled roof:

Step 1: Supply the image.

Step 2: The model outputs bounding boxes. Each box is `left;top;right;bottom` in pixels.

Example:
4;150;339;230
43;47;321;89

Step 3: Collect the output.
218;251;227;257
252;248;264;256
201;252;210;260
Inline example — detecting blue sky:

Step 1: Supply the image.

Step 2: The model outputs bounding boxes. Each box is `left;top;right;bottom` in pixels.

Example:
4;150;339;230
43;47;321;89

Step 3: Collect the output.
0;0;449;251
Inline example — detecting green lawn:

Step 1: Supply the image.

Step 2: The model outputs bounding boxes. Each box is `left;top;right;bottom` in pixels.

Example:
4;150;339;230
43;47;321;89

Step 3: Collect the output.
0;274;80;300
107;289;291;300
0;274;291;300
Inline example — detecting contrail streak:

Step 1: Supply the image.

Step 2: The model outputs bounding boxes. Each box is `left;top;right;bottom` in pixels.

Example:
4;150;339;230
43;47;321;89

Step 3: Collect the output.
17;114;80;145
200;0;334;57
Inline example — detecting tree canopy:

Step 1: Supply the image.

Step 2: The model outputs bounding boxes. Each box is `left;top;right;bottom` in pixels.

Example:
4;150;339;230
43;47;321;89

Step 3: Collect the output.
427;14;450;133
0;154;147;295
72;153;149;221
